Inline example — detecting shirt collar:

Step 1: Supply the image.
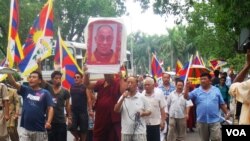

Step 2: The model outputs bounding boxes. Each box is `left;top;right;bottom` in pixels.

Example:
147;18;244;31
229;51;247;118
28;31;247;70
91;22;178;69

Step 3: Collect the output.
127;92;140;98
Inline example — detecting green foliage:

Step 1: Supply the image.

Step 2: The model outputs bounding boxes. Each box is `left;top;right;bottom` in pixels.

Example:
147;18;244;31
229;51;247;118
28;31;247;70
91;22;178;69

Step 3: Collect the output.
128;25;196;74
51;0;126;41
136;0;250;72
0;0;126;57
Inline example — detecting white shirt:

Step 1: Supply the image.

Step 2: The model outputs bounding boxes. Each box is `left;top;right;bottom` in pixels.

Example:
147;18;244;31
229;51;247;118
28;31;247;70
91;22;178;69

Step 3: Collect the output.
166;90;193;118
119;92;151;134
142;88;166;125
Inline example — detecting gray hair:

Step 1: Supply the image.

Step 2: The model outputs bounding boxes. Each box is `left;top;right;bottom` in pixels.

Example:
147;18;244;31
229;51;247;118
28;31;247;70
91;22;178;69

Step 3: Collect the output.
143;77;154;85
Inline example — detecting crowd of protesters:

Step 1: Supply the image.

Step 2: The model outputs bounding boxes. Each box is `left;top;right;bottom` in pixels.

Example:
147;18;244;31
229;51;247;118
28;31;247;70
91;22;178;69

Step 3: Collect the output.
2;51;250;141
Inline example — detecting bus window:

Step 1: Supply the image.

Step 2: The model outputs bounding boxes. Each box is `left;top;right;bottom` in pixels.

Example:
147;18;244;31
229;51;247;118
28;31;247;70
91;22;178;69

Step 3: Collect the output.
41;56;54;71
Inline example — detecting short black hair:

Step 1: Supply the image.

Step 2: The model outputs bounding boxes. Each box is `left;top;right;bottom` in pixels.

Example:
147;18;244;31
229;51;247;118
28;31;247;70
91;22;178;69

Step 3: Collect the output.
175;79;184;85
222;72;227;77
30;71;43;81
214;70;220;77
200;72;212;80
75;71;83;78
51;71;62;79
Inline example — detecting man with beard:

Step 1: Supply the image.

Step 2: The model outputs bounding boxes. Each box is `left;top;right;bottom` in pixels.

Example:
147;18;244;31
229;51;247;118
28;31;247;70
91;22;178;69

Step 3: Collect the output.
158;72;175;139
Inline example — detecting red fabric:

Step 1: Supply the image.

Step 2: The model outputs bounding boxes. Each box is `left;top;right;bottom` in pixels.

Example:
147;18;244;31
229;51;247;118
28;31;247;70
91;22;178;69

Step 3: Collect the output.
187;84;196;129
187;105;196;128
93;79;121;141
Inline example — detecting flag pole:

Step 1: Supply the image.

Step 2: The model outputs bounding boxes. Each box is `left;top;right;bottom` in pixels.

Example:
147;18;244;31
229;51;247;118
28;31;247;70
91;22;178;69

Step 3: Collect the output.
42;0;52;36
57;27;63;72
184;55;193;84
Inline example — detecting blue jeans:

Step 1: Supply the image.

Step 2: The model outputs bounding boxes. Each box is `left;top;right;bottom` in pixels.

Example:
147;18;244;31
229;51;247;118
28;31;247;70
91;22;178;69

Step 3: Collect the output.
48;123;67;141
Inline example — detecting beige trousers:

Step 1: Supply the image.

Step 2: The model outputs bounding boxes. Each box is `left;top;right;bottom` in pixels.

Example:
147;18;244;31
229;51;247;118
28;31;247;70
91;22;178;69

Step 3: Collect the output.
167;117;186;141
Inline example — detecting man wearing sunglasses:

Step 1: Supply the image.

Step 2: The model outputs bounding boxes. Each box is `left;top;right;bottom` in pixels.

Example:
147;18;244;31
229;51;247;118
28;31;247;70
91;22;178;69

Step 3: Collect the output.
69;72;93;141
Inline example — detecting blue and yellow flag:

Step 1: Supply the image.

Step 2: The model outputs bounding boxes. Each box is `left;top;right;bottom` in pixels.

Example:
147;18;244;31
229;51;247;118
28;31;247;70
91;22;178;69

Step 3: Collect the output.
175;59;183;76
7;0;23;68
57;30;82;90
18;0;53;76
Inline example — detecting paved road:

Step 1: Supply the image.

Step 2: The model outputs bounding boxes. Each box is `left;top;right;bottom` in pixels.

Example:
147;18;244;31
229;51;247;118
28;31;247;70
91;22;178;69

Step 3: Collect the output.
17;125;200;141
186;128;200;141
16;117;200;141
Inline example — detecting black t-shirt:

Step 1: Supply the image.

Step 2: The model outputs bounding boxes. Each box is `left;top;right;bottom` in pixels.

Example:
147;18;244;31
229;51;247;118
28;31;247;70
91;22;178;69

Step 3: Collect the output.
43;82;70;124
51;87;70;124
70;84;87;113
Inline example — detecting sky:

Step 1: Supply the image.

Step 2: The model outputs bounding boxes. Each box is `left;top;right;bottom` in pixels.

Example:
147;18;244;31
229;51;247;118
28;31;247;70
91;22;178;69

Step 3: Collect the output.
122;0;177;35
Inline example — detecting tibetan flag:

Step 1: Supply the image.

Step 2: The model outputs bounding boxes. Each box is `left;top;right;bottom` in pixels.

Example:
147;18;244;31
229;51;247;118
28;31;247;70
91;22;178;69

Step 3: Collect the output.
178;62;189;81
151;54;163;79
175;59;183;75
57;30;83;90
192;55;203;66
7;0;23;68
18;0;53;76
209;59;227;70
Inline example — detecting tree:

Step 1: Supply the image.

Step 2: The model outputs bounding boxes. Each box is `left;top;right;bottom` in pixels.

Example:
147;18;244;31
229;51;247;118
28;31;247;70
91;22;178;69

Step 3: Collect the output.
0;0;126;58
128;25;196;74
54;0;126;41
0;0;44;58
136;0;250;72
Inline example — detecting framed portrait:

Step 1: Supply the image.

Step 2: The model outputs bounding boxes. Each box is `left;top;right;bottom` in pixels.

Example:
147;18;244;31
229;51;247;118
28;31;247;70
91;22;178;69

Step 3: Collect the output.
86;20;122;65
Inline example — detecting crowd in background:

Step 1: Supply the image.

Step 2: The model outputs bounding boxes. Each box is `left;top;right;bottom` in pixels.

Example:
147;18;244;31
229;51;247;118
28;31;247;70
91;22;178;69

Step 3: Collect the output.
1;56;250;141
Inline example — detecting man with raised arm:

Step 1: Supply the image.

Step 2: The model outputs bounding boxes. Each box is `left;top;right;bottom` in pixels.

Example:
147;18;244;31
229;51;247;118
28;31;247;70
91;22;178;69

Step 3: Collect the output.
183;72;230;141
84;72;127;141
7;71;54;141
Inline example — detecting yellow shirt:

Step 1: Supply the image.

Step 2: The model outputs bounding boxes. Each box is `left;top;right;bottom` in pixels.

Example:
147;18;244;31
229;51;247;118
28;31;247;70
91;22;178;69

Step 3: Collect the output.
229;79;250;124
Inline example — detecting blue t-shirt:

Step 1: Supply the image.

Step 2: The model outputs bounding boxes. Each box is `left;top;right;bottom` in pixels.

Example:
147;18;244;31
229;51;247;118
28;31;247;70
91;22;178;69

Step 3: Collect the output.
18;85;54;131
189;86;225;123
